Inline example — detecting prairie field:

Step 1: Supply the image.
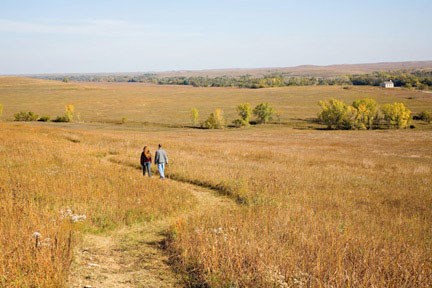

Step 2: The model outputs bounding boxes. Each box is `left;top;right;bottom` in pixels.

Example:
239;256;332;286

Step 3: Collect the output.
1;76;431;127
0;77;431;287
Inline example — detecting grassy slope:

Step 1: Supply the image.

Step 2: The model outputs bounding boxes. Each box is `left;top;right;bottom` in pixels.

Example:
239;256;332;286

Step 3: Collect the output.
0;123;197;287
1;77;431;127
1;77;431;286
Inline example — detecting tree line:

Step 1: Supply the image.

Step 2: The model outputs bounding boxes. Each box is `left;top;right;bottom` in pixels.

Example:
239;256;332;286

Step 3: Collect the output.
37;70;432;90
157;70;431;89
318;98;432;130
194;99;432;130
349;70;432;90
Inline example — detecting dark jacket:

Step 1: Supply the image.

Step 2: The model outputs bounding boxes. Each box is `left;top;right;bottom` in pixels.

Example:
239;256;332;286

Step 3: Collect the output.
140;152;151;165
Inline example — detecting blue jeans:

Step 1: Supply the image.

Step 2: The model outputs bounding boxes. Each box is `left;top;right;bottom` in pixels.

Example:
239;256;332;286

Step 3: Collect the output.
157;163;165;179
143;162;152;177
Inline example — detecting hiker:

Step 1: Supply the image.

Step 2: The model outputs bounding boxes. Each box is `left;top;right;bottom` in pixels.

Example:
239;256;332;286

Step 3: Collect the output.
140;146;152;177
154;144;168;179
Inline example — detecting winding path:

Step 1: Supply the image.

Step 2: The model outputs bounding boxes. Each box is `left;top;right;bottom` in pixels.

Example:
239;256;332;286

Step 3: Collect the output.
68;166;235;287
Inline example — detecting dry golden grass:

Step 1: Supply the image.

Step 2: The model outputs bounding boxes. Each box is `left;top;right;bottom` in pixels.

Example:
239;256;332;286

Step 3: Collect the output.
1;77;431;127
1;77;431;287
0;123;196;287
163;129;432;287
72;124;432;287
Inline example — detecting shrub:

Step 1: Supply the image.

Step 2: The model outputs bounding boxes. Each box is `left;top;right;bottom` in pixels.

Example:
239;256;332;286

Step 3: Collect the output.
202;108;225;129
381;102;411;129
417;83;429;90
318;98;355;129
253;103;274;124
52;116;69;123
233;103;251;127
413;111;431;123
190;108;199;126
38;116;51;122
352;98;379;130
14;111;39;121
53;105;75;123
65;104;74;122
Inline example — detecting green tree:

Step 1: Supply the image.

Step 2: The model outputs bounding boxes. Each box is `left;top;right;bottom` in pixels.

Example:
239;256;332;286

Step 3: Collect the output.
233;103;252;127
253;103;274;124
381;102;411;129
352;98;379;130
318;98;355;130
202;108;225;129
190;108;199;126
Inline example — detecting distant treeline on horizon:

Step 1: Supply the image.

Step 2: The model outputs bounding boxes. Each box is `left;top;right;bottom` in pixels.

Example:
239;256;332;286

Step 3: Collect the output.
36;70;432;90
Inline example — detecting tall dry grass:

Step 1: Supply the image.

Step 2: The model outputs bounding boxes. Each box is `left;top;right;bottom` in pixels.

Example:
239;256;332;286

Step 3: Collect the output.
1;77;432;286
160;129;432;287
1;122;431;287
87;125;432;286
0;123;196;287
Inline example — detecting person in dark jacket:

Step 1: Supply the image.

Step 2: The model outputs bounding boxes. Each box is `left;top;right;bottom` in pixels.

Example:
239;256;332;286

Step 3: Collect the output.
140;146;152;177
154;144;168;179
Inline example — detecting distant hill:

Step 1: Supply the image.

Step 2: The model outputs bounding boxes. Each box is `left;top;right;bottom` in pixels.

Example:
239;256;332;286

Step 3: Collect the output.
23;60;432;90
18;60;432;80
156;61;432;78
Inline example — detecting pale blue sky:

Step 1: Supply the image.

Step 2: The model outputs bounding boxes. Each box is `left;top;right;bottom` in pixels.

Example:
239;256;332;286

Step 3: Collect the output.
1;0;431;74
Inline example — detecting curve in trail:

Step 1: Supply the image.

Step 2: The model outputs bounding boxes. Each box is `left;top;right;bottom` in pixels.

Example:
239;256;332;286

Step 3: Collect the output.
106;156;248;204
68;158;236;288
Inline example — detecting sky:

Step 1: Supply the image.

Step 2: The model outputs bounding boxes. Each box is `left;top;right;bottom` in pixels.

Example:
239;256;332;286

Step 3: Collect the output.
0;0;431;74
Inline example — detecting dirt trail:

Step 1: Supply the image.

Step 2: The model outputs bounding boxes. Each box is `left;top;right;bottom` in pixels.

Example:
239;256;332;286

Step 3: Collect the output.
68;180;235;288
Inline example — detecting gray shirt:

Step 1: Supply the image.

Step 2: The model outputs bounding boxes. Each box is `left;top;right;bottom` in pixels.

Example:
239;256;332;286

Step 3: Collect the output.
154;148;168;164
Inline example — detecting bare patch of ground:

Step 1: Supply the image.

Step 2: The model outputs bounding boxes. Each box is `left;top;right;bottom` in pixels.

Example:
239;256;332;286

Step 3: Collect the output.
68;181;235;288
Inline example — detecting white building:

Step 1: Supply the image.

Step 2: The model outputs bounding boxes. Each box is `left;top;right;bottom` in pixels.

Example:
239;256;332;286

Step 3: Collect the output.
381;80;394;88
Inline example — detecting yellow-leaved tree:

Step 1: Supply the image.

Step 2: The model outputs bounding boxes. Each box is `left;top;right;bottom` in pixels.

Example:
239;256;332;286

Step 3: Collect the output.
53;104;75;122
65;104;75;122
318;98;355;130
381;102;411;129
202;108;225;129
352;98;379;130
190;108;199;126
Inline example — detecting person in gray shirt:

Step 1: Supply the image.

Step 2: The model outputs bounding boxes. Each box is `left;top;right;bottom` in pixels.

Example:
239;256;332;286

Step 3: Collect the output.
154;144;168;179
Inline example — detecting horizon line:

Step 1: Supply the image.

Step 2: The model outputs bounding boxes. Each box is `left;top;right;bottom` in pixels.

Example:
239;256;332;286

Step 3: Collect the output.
1;59;432;77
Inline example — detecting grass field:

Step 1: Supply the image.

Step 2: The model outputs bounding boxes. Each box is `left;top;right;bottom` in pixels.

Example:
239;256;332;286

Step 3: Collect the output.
0;77;431;287
1;77;431;127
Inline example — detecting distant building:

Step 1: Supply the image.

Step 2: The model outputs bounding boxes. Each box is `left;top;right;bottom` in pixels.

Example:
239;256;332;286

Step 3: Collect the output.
381;80;394;88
